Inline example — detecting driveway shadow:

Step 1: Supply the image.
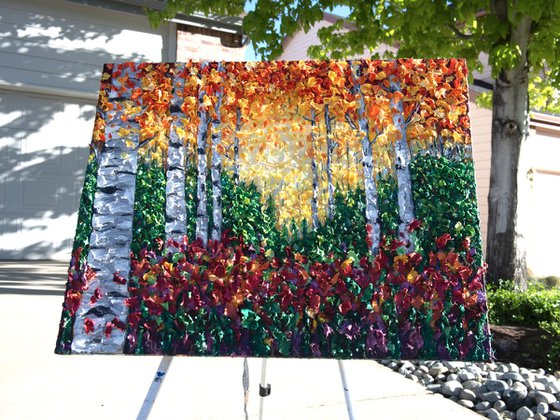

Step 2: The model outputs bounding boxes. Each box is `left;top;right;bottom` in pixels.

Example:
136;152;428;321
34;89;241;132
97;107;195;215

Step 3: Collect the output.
0;260;67;295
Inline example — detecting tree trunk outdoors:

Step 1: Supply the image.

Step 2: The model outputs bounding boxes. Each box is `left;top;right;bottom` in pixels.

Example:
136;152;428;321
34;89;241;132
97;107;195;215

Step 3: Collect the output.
310;109;320;231
390;74;415;251
196;62;209;245
211;63;224;242
486;16;532;290
165;63;187;249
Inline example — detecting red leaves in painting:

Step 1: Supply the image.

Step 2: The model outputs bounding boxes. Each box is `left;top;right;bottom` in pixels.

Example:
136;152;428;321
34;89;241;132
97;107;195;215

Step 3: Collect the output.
90;287;102;304
84;318;94;334
407;219;423;233
122;228;486;356
113;272;127;285
435;233;453;249
104;317;127;338
365;223;374;250
338;301;352;315
64;248;96;316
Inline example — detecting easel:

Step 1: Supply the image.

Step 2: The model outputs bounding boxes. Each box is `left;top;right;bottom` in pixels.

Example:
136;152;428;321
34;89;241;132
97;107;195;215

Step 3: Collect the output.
136;356;355;420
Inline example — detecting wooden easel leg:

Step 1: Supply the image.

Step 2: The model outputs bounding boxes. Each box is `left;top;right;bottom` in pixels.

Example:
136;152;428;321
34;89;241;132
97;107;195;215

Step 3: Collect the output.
137;356;173;420
338;360;355;420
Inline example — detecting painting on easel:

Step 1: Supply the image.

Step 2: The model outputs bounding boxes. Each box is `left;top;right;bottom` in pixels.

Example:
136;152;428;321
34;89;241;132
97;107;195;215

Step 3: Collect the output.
56;59;492;360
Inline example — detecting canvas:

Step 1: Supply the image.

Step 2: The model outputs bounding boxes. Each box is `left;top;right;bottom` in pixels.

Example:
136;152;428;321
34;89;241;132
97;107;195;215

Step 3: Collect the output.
56;59;492;360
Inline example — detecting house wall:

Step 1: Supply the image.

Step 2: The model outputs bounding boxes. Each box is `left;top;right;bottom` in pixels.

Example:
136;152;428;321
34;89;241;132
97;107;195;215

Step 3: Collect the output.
524;124;560;277
177;27;247;61
0;0;171;259
469;102;492;252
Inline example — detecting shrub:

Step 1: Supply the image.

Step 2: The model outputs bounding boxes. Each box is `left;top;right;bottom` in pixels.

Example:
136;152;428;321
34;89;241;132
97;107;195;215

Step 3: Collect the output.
542;276;560;289
487;283;560;371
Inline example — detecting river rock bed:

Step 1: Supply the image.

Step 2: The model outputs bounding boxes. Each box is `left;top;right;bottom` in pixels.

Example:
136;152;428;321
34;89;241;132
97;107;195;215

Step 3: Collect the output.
381;360;560;419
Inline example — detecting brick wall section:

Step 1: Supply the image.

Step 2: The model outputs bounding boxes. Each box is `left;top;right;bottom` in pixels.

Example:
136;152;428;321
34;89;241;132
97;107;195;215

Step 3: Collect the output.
177;30;246;62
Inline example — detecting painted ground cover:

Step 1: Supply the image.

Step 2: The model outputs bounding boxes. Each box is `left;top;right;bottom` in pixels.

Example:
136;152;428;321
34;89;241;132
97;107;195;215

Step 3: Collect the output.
56;59;492;360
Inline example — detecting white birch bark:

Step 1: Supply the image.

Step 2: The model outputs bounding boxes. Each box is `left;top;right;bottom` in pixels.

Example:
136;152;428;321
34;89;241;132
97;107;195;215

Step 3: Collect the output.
165;63;187;248
72;64;141;353
310;109;320;231
196;62;209;245
390;72;415;251
211;63;225;242
233;107;242;185
325;104;335;221
351;62;380;254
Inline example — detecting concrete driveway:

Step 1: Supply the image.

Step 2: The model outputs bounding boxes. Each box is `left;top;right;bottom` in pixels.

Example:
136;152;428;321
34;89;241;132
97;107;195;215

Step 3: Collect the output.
0;261;483;419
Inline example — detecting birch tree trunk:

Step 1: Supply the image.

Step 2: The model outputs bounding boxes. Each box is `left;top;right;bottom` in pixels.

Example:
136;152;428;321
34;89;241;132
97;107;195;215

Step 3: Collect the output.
233;107;242;186
390;73;415;251
72;64;141;353
351;62;380;254
196;62;209;245
310;109;320;231
165;64;187;248
211;63;225;242
324;104;335;221
486;15;531;289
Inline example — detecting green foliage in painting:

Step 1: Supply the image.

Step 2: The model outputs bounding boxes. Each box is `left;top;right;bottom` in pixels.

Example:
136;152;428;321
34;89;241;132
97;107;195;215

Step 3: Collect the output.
289;186;367;261
411;154;483;263
377;176;400;239
72;152;98;264
221;172;285;251
184;166;197;241
131;161;166;254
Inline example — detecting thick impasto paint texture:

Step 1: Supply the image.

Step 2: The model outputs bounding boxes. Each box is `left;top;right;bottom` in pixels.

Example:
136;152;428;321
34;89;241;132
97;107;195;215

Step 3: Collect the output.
56;59;492;360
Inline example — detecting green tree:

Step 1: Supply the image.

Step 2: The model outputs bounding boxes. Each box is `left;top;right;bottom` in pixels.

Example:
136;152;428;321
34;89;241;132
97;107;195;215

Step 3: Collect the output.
148;1;560;290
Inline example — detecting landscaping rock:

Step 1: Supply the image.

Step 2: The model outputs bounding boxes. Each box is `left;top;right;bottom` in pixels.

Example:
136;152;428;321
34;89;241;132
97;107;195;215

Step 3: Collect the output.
475;401;492;411
516;406;534;420
460;389;477;402
503;384;529;410
458;399;474;409
485;408;502;420
480;391;502;403
385;360;560;420
429;362;449;376
486;380;509;393
534;391;557;405
463;380;485;392
501;372;526;382
494;400;507;412
441;380;463;397
546;411;560;420
537;402;550;415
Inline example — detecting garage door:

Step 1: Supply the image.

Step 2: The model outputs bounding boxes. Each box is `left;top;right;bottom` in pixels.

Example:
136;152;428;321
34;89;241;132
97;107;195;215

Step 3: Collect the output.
0;89;94;260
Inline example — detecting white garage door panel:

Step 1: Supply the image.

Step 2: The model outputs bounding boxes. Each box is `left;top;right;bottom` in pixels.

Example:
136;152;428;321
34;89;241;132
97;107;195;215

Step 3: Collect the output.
0;90;94;260
0;0;165;96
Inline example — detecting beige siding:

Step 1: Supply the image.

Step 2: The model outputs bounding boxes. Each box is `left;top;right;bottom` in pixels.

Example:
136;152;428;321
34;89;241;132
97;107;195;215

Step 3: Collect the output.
280;20;334;61
525;128;560;277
